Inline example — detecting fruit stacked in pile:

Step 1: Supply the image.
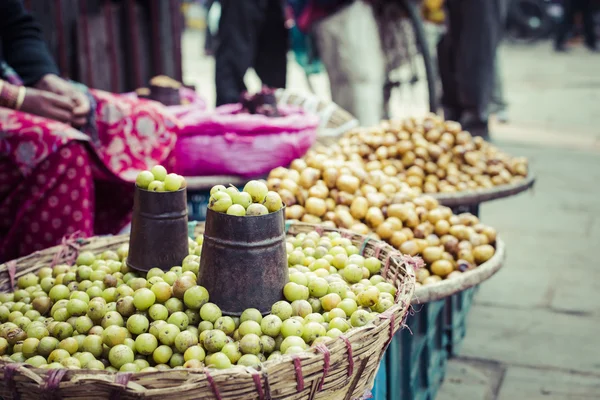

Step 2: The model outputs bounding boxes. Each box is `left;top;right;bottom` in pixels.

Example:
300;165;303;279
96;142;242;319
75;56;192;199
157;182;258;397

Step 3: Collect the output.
316;115;528;194
208;180;283;216
135;166;186;192
0;230;398;371
267;161;498;285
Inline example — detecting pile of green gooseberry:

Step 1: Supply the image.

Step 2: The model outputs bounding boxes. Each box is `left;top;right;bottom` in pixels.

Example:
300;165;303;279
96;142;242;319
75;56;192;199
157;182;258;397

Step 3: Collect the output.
208;181;284;217
0;230;397;372
135;165;186;192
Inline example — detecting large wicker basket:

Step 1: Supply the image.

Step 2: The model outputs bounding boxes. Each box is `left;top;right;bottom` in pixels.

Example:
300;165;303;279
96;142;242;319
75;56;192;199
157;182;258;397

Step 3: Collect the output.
0;223;415;400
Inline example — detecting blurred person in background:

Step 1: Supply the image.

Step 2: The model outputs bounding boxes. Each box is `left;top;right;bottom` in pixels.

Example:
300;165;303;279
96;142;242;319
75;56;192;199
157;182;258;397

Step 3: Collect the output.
554;0;597;52
0;0;179;262
290;0;384;126
437;0;504;140
490;0;510;124
215;0;289;106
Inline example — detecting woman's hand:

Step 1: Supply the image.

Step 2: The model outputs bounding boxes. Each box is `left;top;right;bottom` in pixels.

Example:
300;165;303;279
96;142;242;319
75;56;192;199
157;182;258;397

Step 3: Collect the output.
35;74;90;127
20;87;75;124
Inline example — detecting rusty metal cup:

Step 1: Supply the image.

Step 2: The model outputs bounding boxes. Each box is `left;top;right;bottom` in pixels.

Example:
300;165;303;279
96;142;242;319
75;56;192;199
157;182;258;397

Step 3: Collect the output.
127;186;189;272
198;207;288;316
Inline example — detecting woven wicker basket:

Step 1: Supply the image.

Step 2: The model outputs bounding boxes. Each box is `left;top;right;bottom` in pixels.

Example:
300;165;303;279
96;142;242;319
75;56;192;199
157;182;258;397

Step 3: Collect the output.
275;90;359;143
0;223;415;400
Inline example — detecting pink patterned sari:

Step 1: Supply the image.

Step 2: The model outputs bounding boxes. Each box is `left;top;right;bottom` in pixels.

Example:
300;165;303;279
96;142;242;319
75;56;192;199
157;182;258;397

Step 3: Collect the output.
0;88;179;262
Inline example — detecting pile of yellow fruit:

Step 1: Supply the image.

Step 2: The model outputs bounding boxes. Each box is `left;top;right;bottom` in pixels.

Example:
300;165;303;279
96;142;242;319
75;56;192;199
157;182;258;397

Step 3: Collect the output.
315;115;528;195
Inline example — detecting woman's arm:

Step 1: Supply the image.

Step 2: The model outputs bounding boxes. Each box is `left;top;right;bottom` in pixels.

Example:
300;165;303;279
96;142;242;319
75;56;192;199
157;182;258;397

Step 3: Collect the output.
0;78;74;123
0;0;60;86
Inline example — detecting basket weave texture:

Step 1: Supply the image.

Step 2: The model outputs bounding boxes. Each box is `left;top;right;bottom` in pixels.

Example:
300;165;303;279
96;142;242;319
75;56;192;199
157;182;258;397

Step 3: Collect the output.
275;90;359;142
0;223;415;400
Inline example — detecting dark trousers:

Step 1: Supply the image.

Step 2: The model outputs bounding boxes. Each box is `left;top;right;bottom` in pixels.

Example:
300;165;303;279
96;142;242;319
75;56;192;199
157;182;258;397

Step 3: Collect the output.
215;0;288;106
438;0;502;131
555;0;597;49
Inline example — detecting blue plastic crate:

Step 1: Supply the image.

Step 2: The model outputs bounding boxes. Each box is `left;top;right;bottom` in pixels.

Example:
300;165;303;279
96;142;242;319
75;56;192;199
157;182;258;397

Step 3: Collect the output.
374;285;479;400
382;298;449;400
187;190;211;221
445;285;478;356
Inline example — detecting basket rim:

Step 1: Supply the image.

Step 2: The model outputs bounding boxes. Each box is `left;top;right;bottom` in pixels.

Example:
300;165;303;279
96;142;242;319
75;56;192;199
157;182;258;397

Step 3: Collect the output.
412;237;506;304
432;174;536;206
0;222;415;389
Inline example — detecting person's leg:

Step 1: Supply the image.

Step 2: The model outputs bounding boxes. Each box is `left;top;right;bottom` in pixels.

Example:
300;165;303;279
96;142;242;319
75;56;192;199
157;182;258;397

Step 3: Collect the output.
438;0;462;122
254;0;288;89
204;0;215;55
555;0;574;51
313;1;386;126
0;142;94;262
579;0;597;49
215;0;264;105
448;0;502;137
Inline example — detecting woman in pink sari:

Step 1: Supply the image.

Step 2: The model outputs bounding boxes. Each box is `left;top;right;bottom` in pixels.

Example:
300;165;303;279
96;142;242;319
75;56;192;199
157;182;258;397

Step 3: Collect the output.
0;0;178;262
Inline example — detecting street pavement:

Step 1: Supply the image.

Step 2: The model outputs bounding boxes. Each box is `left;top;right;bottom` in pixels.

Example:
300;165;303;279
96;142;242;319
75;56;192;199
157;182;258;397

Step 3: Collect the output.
181;30;600;399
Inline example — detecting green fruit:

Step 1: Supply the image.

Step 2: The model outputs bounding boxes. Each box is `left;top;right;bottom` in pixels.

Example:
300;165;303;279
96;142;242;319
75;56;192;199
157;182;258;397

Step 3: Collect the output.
208;192;233;212
136;171;155;189
232;191;252;208
148;180;165;192
238;354;261;367
271;301;293;321
238;320;262;337
203;330;227;353
199;303;222;323
243;180;268;203
246;203;269;216
109;344;134;369
164;173;182;192
260;315;282;337
262;191;283;213
239;333;261;355
151;165;168;181
226;204;246;216
210;185;227;195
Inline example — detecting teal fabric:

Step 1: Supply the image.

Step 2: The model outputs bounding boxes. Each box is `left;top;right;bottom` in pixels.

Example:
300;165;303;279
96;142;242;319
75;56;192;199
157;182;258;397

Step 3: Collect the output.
290;26;324;76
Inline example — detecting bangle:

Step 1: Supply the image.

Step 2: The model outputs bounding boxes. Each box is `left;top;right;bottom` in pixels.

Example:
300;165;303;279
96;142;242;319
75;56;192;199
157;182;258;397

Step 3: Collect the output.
0;83;18;109
15;87;26;110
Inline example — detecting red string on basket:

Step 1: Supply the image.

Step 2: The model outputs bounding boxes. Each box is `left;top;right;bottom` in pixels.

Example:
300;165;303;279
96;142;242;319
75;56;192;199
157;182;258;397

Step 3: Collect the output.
6;260;17;292
44;368;67;392
251;371;265;400
50;231;85;268
315;344;330;391
340;335;354;377
110;373;133;400
382;252;394;279
4;363;20;400
204;369;222;400
291;355;305;392
403;254;425;271
378;312;397;347
341;230;352;239
373;242;383;259
314;225;324;236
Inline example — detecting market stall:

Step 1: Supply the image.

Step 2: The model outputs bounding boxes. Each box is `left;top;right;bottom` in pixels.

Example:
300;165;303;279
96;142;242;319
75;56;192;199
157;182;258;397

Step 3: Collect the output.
0;170;416;399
